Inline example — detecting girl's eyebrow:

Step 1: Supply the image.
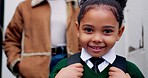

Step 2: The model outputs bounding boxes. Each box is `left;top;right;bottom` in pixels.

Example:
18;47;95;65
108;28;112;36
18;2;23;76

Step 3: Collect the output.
82;24;94;27
82;24;116;29
103;25;115;28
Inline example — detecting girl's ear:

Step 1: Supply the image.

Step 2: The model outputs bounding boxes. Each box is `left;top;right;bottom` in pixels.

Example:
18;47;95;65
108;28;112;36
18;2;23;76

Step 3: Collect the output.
117;25;125;41
75;21;80;37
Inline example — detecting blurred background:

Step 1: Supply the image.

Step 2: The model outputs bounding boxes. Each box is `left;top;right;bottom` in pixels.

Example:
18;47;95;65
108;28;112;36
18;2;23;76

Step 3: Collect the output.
1;0;148;78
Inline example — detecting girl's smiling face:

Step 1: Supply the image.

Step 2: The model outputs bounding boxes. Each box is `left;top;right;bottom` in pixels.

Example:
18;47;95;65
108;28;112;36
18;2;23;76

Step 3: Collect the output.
76;8;124;58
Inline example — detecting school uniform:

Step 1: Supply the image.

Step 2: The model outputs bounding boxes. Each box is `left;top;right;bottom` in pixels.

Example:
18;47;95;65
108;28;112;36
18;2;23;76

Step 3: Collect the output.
49;48;144;78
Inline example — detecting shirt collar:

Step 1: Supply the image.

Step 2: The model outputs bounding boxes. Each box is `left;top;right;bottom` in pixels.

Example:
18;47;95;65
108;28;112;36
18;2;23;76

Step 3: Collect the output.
102;48;116;64
80;48;92;62
31;0;44;7
80;48;116;64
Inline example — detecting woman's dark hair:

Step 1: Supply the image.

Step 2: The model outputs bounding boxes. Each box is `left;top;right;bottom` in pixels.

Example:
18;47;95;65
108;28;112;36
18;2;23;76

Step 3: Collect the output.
77;0;127;28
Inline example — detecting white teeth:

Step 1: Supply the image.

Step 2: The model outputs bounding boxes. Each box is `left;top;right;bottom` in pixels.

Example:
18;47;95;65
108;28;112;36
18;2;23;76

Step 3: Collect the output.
92;46;101;49
89;45;105;51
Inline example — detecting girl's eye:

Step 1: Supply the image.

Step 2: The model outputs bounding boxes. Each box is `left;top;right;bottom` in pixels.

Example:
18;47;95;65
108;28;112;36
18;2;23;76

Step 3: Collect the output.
84;28;93;33
104;29;113;34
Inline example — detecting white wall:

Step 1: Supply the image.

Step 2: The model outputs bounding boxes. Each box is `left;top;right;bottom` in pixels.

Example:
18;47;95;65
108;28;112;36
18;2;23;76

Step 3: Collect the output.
143;0;148;77
126;0;145;73
2;0;24;78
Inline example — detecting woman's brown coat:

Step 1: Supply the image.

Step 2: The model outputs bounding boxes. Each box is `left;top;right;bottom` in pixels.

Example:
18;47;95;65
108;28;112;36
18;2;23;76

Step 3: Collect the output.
3;0;80;78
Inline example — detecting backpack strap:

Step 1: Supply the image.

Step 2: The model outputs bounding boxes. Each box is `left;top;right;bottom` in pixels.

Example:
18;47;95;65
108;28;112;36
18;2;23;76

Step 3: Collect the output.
111;55;127;73
67;53;127;73
67;52;82;65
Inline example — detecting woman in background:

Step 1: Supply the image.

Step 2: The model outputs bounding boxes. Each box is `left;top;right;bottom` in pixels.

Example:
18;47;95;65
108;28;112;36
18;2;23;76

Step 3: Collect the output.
3;0;80;78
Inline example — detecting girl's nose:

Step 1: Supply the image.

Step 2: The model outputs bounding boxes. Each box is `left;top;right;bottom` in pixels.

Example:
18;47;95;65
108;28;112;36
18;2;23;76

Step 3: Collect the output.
92;34;103;43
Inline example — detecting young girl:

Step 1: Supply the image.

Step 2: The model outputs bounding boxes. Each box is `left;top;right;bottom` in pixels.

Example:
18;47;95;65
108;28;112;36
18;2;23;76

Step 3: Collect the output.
49;0;144;78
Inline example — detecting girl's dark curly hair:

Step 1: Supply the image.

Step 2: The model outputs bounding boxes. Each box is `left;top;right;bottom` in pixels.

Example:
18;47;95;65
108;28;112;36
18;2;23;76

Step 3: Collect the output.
115;0;127;9
78;0;127;9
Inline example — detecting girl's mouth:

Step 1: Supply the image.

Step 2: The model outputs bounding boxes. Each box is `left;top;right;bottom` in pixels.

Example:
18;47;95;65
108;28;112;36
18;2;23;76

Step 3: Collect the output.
89;45;106;52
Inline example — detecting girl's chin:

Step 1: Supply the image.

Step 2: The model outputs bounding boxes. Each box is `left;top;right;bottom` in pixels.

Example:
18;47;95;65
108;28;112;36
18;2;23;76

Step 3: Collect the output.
88;49;105;57
91;54;102;58
88;51;102;57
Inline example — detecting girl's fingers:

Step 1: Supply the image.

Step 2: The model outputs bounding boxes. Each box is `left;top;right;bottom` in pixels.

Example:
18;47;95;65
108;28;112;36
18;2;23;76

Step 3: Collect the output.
109;67;123;72
126;73;131;78
69;63;83;68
